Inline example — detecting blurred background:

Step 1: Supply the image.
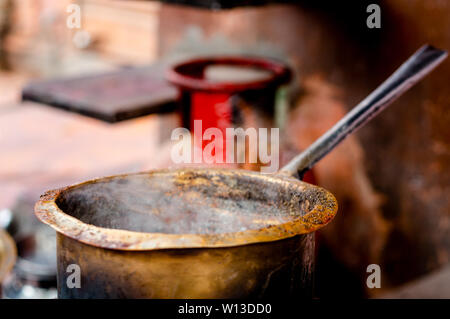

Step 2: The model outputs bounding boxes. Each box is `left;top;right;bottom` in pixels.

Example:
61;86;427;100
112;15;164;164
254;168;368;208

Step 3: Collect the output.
0;0;449;298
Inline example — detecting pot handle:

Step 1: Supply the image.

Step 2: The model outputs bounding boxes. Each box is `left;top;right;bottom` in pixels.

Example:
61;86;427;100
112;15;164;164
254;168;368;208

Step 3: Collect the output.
280;44;447;180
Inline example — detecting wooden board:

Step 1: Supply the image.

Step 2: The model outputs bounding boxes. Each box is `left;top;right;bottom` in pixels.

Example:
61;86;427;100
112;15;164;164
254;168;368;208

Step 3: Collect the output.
22;65;178;123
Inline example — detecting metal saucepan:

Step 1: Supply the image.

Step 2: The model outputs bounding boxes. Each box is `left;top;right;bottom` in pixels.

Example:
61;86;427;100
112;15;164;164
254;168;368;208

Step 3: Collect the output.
35;45;446;299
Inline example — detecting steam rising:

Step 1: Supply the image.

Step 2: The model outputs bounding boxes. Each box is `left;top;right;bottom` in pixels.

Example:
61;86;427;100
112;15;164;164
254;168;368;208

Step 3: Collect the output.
56;171;312;235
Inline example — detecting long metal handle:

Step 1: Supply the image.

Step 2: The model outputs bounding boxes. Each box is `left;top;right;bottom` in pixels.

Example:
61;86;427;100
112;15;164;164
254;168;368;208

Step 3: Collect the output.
281;44;447;178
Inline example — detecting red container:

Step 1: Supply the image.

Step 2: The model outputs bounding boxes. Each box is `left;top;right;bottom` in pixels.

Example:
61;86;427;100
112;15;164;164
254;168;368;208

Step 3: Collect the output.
167;56;291;162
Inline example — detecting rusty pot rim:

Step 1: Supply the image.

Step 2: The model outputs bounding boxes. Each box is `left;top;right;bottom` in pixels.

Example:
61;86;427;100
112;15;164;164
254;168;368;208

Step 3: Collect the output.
34;168;337;251
0;229;16;282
